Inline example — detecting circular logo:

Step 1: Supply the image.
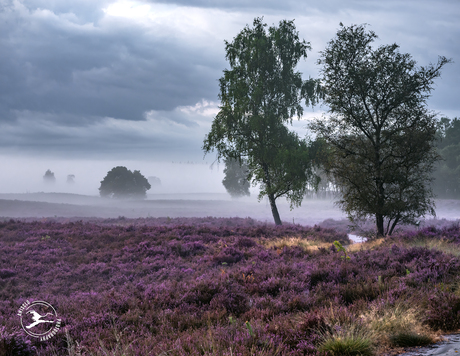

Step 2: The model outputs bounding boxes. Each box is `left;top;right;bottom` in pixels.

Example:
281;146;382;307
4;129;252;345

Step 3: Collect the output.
17;300;61;341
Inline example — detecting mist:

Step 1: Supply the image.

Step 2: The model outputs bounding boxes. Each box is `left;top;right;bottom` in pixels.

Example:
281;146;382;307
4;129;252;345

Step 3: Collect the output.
0;154;344;224
0;155;227;196
0;154;458;227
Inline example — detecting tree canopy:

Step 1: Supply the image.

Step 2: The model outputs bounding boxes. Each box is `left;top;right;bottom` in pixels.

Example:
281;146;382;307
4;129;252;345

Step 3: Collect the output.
99;166;151;199
311;24;450;236
203;17;319;225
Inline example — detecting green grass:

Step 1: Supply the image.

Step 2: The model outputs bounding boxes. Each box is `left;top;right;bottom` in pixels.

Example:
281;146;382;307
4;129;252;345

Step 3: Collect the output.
318;334;373;356
389;332;433;347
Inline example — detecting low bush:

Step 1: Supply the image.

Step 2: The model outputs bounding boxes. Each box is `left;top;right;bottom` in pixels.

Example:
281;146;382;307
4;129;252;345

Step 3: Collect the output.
0;326;35;356
425;290;460;331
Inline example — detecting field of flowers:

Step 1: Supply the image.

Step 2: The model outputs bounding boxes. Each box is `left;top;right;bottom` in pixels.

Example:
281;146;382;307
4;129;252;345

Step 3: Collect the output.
1;217;460;355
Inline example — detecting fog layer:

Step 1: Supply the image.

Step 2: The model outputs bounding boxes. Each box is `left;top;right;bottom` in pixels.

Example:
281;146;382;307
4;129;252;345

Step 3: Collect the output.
0;156;226;195
1;156;458;226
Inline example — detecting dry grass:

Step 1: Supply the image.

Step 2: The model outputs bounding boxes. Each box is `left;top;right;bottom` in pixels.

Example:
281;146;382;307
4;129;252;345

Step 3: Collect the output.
259;236;333;252
361;301;437;352
316;307;376;356
364;303;424;334
261;235;389;256
346;238;386;253
402;237;460;257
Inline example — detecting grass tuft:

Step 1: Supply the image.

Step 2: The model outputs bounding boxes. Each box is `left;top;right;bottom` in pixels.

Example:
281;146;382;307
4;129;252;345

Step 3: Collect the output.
364;303;422;335
317;326;374;356
389;331;433;347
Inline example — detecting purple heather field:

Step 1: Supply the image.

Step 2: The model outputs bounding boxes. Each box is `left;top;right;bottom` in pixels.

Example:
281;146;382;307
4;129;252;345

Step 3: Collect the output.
0;196;460;355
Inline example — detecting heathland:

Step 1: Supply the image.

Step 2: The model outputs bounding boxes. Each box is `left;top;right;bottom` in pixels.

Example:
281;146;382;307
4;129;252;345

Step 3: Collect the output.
1;215;460;355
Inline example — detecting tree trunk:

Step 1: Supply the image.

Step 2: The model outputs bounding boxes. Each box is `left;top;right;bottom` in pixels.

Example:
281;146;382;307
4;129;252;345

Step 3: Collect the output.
262;162;282;225
375;134;385;237
388;216;400;236
376;213;384;236
268;193;282;226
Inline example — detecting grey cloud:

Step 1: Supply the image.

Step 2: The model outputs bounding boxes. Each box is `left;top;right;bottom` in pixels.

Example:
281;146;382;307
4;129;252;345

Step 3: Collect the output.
9;0;112;25
0;0;458;164
145;0;459;14
146;110;200;128
0;1;223;126
0;102;215;159
142;0;353;12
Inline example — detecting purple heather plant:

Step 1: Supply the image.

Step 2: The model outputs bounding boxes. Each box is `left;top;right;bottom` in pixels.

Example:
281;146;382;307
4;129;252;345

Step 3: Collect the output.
0;218;458;355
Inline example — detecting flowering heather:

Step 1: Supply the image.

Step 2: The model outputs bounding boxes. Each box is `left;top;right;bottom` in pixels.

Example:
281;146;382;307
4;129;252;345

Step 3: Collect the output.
0;217;459;355
394;224;460;244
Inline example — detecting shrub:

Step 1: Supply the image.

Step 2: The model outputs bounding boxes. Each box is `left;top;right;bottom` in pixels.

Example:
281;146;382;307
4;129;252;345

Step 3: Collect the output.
213;247;244;265
0;326;35;356
235;237;257;248
425;290;460;331
210;285;249;316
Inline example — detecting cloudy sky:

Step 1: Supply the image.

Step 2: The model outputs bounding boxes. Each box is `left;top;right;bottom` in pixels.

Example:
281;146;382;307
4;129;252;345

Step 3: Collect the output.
0;0;459;194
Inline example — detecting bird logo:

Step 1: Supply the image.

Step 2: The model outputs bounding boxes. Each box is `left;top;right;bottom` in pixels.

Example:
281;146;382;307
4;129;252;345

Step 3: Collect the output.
25;309;55;329
17;300;62;341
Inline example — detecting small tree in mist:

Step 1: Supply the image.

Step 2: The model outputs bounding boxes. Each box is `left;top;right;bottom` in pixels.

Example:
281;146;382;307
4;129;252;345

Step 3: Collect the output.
43;169;56;184
99;166;151;199
67;174;75;184
222;158;250;198
148;176;161;189
310;24;451;236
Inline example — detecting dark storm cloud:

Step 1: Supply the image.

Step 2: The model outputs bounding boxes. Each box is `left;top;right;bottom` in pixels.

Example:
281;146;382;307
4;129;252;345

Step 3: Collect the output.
0;0;458;162
0;0;222;126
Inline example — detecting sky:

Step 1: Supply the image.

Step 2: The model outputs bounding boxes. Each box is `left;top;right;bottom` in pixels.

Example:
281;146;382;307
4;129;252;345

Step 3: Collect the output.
0;0;459;195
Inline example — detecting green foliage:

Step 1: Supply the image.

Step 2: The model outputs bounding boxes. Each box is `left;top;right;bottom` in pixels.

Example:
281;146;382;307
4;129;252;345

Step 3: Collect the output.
311;23;451;236
203;17;320;225
389;332;432;347
318;326;374;356
245;321;255;337
333;240;350;260
99;166;151;199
